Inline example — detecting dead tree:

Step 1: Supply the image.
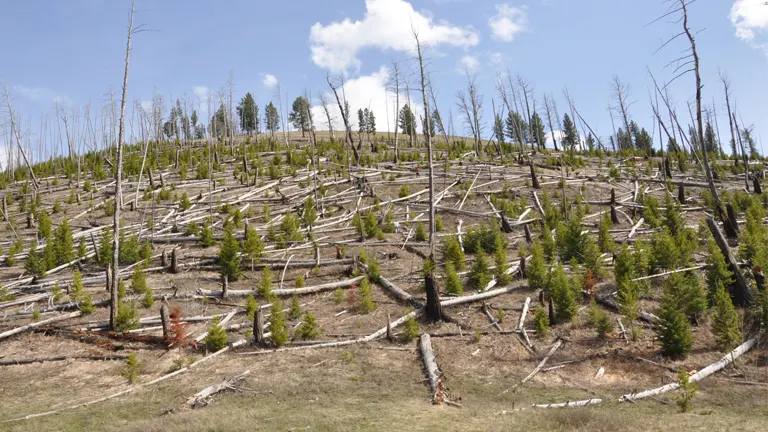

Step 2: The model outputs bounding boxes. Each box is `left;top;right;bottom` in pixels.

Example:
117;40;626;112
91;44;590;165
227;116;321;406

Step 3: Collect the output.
456;72;483;156
387;60;402;163
706;216;752;306
610;76;633;151
543;94;559;152
317;91;335;141
327;74;359;167
110;0;136;330
3;85;39;190
424;274;444;322
413;30;436;258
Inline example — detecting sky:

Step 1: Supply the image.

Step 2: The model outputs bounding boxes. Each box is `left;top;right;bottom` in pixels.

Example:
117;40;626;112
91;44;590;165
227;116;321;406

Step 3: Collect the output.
1;0;767;164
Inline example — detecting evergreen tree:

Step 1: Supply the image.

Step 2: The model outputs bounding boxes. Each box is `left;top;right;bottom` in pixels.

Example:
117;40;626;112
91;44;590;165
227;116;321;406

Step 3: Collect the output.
269;300;289;347
431;109;444;136
236;92;259;134
468;250;491;290
711;284;742;351
505;111;528;145
204;316;228;351
219;222;243;282
704;121;718;154
37;211;52;239
494;114;505;147
264;102;280;137
130;266;148;294
598;213;614;253
656;283;693;359
561;113;580;152
210;104;230;139
357;276;376;314
444;262;463;295
441;235;465;271
398;104;417;138
533;304;549;337
550;262;577;323
742;126;759;159
25;241;46;277
258;267;275;300
289;294;302;320
705;240;734;306
296;311;321;340
494;235;510;285
527;241;547;291
357;108;367;138
55;220;74;265
665;272;707;321
530;112;547;149
288;96;310;137
241;226;265;269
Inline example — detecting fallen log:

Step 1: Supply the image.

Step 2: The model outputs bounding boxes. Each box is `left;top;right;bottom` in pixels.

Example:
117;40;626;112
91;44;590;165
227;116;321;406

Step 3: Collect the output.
620;335;760;402
419;334;455;406
185;370;251;408
197;276;365;298
505;339;562;393
0;311;83;341
532;398;602;409
0;353;129;366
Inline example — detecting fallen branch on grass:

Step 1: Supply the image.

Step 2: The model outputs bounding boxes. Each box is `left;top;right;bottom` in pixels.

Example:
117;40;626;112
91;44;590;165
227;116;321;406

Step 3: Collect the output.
419;334;458;406
196;276;365;298
185;370;251;409
0;311;83;341
0;353;129;366
504;338;563;393
532;398;602;408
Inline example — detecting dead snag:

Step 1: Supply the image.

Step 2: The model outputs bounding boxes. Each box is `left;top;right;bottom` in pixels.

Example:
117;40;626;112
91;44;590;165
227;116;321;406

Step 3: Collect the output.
726;203;739;233
664;157;673;178
161;249;168;268
529;160;540;189
524;224;532;244
610;205;619;224
754;177;762;195
106;263;112;292
253;308;265;346
160;304;171;342
678;184;686;204
221;275;228;298
706;216;752;306
148;167;155;190
610;187;616;205
419;334;457;406
170;248;180;274
425;274;444;322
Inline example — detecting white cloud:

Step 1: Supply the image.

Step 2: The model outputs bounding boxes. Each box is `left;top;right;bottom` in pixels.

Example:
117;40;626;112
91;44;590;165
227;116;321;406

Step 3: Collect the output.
262;74;278;88
731;0;768;55
140;100;152;113
458;55;480;73
193;86;210;101
309;0;480;72
311;65;424;134
489;51;505;66
13;85;69;104
489;4;528;42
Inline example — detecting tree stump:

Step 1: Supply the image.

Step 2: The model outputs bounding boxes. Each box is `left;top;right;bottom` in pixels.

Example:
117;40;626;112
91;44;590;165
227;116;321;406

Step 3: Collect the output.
129;201;135;211
524;224;532;244
148;168;155;190
520;255;526;278
26;213;34;229
222;275;228;298
610;205;619;224
253;308;265;346
726;203;739;234
678;184;686;204
106;263;112;292
91;234;100;264
76;193;81;204
548;297;555;325
161;249;168;268
425;273;443;322
160;304;170;342
530;161;540;189
386;313;393;342
171;248;180;274
160;172;166;189
664;157;673;178
610;188;616;206
243;219;249;239
754;177;762;195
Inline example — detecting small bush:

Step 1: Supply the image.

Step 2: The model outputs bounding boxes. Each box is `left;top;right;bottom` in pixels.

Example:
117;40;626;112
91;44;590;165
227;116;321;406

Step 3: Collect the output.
402;314;419;342
258;267;275;300
130;266;148;294
142;288;155;308
357;277;376;314
295;312;321;340
444;263;463;295
468;250;491;290
289;294;302;320
115;301;140;332
414;221;427;241
533;305;549;337
333;287;345;304
268;300;289;347
80;292;95;315
673;369;699;412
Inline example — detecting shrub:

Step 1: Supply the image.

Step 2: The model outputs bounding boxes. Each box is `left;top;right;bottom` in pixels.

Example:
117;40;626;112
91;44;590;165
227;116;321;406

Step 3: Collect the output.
295;312;321;340
142;288;155;308
590;300;612;338
268;300;289;347
444;263;463;295
414;221;427;241
25;241;46;277
80;292;95;315
597;213;614;253
533;305;549;337
120;353;141;384
295;274;305;288
494;235;510;286
71;270;84;300
78;236;87;259
179;191;191;210
333;287;345;304
6;239;24;267
37;210;53;239
399;184;409;198
241;226;265;268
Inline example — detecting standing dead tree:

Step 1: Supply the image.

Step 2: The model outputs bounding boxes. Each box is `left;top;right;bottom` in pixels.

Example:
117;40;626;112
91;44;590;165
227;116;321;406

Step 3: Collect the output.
387;60;402;163
3;86;39;190
111;0;136;330
413;30;436;259
543;93;559;152
610;76;633;151
326;74;358;167
719;71;749;192
317;91;335;142
456;71;483;156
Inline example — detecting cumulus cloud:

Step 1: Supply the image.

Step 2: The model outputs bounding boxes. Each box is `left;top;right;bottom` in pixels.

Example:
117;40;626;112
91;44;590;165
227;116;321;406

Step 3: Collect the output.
731;0;768;55
489;4;528;42
13;85;69;104
193;86;210;101
309;0;480;72
311;65;424;134
262;74;278;88
458;54;480;73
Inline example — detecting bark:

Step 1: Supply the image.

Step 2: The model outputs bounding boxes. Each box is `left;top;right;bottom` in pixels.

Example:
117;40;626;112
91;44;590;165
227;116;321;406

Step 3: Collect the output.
253;308;265;346
186;370;250;408
419;334;454;405
706;216;752;306
507;339;563;392
0;311;82;341
197;276;365;298
424;273;443;322
532;398;602;409
160;303;170;342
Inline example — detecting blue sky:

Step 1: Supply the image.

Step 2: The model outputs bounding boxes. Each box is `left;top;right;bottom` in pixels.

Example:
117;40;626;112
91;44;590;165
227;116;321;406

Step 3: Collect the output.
1;0;767;159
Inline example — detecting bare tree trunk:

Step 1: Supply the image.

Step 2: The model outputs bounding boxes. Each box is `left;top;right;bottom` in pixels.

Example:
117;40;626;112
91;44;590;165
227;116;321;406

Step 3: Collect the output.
390;61;401;163
414;32;435;258
111;0;135;330
327;75;358;167
3;86;39;190
317;91;335;141
544;94;559;152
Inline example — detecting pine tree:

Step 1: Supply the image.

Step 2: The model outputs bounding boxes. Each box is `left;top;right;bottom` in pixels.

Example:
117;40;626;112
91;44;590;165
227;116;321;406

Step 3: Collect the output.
441;235;465;271
530;112;547;149
25;241;46;277
115;301;140;332
527;241;547;291
204;316;228;352
121;353;141;384
494;234;510;285
357;277;376;314
656;282;693;359
550;261;577;323
414;221;427;241
398;104;417;137
258;267;275;300
706;239;734;305
77;236;87;259
711;284;742;351
562;113;580;152
444;262;464;295
296;311;321;340
402;314;419;342
269;300;289;347
37;210;52;239
264;102;280;137
80;292;95;315
242;226;265;270
199;220;216;247
665;272;707;322
533;304;549;337
468;250;491;290
245;294;259;320
142;288;155;308
289;294;302;320
288;96;310;137
130;266;148;294
71;270;84;301
236;92;259;134
219;222;242;282
598;213;614;253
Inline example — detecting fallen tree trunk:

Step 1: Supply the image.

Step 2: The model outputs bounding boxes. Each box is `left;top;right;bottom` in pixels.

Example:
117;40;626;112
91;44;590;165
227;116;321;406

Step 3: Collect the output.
0;353;129;366
0;311;82;341
197;276;365;298
419;333;454;405
532;398;602;409
185;370;251;408
505;339;562;393
620;334;760;402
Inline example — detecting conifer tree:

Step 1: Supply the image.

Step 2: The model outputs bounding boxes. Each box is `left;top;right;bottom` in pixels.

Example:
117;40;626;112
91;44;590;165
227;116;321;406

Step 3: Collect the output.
296;311;321;340
468;250;491;290
357;277;376;314
130;266;147;294
444;262;463;295
414;221;427;241
219;222;242;282
550;261;577;323
598;213;614;253
245;294;258;320
258;267;275;300
527;241;547;291
494;235;510;285
55;220;74;265
705;239;733;305
711;284;742;351
289;294;302;320
241;226;265;270
533;304;549;337
37;210;52;239
269;300;289;347
656;282;694;358
25;241;46;277
204;316;228;351
441;235;465;271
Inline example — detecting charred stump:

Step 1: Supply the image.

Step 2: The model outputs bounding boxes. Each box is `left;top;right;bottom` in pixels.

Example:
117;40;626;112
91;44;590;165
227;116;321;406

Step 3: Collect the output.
610;205;619;224
754;177;762;195
253;308;265;346
170;248;180;274
530;161;540;189
678;184;686;204
425;274;444;322
160;304;171;342
726;203;739;234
